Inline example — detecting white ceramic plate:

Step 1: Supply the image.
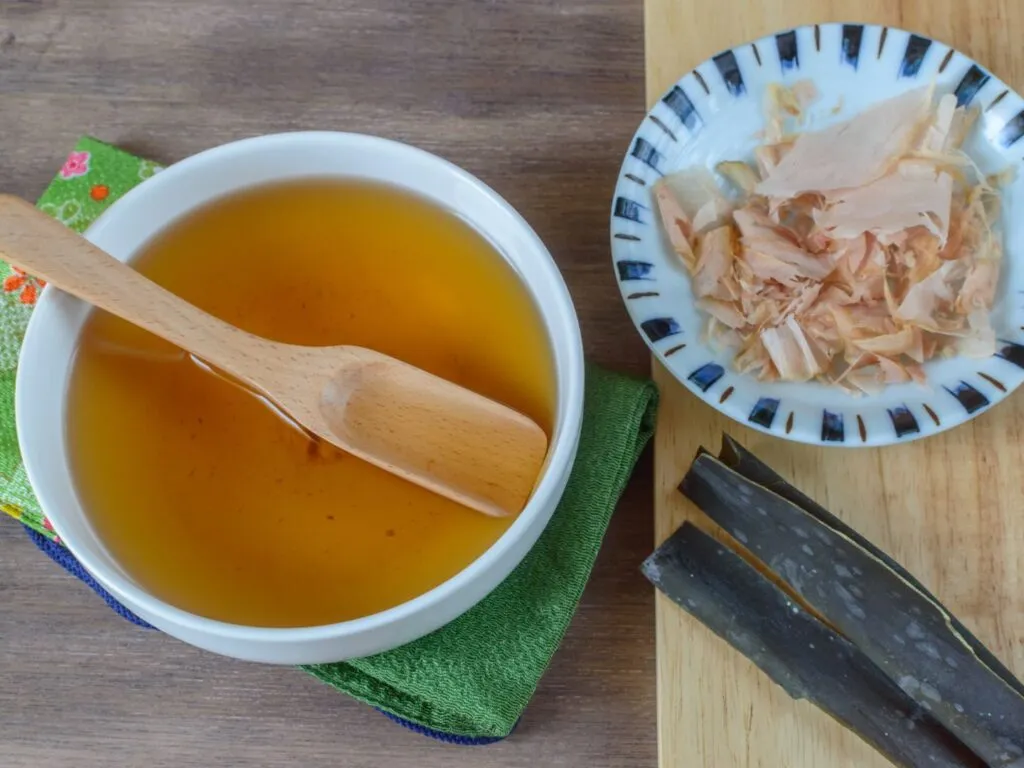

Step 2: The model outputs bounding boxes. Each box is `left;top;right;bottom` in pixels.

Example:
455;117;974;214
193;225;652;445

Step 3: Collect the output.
611;23;1024;446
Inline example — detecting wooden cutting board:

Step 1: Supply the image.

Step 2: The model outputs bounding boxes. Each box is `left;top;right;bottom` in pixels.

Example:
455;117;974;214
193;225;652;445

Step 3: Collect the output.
645;4;1024;767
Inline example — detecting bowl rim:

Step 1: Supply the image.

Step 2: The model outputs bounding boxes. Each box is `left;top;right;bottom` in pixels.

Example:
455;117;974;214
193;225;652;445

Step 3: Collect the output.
17;130;585;648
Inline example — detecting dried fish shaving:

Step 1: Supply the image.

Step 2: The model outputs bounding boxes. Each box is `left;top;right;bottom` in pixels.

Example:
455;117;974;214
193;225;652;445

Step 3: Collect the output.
652;82;1006;389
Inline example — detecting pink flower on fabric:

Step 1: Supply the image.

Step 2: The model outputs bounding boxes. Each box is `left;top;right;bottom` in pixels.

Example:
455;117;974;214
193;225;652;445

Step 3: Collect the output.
42;515;62;544
60;151;91;179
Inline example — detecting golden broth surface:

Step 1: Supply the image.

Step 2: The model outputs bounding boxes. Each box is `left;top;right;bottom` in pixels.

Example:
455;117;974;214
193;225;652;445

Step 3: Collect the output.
68;179;555;627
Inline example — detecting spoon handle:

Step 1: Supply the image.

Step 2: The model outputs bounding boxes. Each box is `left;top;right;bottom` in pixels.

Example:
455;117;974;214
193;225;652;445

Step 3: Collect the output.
0;195;271;382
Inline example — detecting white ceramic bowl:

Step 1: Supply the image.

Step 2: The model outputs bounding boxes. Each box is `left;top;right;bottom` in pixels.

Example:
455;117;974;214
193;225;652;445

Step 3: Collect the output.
16;132;584;664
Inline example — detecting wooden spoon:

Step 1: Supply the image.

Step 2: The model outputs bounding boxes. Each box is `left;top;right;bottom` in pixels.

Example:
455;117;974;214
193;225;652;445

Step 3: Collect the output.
0;195;548;517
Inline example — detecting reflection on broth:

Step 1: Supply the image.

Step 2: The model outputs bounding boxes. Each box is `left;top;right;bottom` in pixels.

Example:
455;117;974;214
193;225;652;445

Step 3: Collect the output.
68;180;556;627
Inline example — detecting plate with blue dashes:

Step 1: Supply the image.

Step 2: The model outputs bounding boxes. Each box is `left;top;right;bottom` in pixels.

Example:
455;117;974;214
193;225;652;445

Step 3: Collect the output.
611;23;1024;446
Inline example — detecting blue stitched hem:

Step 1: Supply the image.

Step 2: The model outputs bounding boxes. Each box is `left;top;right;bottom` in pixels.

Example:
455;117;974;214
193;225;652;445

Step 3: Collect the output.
26;525;153;628
23;524;510;745
375;709;512;744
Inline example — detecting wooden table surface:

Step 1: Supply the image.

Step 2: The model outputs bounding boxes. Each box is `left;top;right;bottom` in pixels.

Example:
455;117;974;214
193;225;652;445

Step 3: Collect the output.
0;2;655;766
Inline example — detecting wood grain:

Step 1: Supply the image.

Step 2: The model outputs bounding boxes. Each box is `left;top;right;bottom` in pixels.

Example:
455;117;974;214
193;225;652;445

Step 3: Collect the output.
645;3;1024;767
0;1;656;765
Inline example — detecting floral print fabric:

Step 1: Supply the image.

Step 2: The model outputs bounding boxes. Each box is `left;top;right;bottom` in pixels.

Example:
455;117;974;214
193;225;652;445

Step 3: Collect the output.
0;137;164;540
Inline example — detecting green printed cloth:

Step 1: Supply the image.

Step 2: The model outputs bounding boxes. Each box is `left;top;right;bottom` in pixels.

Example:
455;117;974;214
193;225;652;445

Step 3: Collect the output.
0;139;163;538
1;137;658;739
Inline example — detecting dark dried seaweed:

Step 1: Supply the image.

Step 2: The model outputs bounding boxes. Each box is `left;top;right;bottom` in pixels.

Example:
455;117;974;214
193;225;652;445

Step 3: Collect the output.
642;523;984;768
681;451;1024;767
717;434;1024;701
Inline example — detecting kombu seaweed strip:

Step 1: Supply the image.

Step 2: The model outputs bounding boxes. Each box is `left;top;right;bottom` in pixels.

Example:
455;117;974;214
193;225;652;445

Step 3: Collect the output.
642;523;984;768
716;434;1024;701
681;451;1024;767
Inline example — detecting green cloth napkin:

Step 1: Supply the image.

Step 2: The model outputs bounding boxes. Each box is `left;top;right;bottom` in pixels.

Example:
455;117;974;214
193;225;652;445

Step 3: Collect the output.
1;137;658;739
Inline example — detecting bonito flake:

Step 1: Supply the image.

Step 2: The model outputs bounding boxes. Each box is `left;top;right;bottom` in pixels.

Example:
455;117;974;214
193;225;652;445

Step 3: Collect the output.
653;82;1007;392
